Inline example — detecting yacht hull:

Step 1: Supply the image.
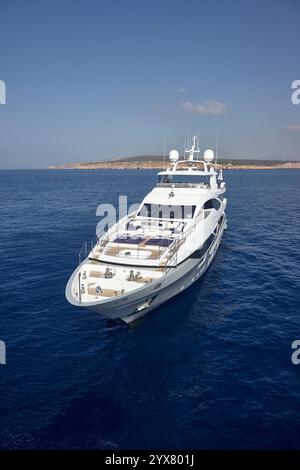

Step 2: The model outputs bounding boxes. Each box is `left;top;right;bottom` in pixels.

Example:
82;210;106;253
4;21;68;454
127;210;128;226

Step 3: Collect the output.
72;217;227;323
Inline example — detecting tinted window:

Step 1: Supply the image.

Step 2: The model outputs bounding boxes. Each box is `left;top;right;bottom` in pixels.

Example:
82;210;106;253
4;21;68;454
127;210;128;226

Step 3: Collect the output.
204;199;214;210
212;199;221;210
138;204;196;219
204;199;220;210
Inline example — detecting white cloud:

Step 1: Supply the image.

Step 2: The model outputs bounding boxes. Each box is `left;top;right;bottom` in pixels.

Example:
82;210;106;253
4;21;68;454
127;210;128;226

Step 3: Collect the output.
287;124;300;132
176;87;187;93
180;100;229;115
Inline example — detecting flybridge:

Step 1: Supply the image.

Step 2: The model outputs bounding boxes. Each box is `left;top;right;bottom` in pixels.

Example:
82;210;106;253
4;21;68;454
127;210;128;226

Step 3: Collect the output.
158;135;224;189
172;134;214;163
160;134;217;173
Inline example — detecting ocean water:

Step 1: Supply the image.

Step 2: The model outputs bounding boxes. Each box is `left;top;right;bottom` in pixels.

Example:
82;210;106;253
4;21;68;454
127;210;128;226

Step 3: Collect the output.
0;169;299;450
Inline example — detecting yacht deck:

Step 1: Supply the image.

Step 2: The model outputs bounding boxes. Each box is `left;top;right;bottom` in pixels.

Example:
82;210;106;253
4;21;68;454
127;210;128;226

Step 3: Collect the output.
72;262;163;303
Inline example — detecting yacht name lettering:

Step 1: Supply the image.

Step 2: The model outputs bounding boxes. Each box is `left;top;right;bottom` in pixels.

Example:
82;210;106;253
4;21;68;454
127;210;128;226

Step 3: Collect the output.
291;80;300;105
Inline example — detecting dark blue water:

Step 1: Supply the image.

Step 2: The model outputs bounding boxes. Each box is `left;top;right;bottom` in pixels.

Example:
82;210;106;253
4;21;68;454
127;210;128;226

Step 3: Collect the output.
0;169;299;450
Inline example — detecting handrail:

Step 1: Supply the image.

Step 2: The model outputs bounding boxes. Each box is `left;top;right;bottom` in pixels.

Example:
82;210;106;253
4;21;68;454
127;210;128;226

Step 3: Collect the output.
156;182;210;189
91;233;98;250
75;211;139;265
80;209;209;266
162;210;208;273
79;241;88;265
96;212;137;253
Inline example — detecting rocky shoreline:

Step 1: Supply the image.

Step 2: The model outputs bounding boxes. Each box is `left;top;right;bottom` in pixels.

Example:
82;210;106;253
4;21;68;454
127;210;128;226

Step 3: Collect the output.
49;160;300;170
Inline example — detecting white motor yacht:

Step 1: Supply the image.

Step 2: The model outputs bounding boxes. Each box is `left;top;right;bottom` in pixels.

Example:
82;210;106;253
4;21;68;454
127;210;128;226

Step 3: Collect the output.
66;135;227;323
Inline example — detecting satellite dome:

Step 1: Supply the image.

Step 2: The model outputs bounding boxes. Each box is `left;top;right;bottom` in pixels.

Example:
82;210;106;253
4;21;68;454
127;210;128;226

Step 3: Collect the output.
169;149;179;163
203;149;214;163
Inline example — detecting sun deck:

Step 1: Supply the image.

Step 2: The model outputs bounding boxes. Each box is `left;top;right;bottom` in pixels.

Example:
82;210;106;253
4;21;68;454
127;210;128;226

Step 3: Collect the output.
71;262;163;303
87;215;188;266
77;205;213;272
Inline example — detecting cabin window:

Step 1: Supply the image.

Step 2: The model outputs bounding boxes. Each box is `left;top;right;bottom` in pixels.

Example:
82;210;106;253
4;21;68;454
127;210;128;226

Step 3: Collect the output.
158;174;210;186
196;233;216;259
182;205;196;219
140;203;151;217
212;199;221;210
204;199;220;210
204;199;213;210
138;204;196;220
159;175;172;183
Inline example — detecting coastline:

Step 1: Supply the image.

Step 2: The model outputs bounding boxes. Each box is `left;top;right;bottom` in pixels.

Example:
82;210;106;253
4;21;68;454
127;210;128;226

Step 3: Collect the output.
48;161;300;170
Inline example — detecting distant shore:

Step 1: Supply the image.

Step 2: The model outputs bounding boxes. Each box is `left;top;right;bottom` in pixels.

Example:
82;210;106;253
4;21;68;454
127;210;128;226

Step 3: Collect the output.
49;159;300;170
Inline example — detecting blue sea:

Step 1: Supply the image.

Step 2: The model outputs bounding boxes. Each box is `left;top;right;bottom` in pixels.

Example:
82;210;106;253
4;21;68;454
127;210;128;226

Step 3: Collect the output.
0;169;299;450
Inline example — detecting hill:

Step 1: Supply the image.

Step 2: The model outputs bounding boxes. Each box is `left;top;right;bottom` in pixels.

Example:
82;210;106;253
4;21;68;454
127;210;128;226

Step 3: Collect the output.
49;156;300;170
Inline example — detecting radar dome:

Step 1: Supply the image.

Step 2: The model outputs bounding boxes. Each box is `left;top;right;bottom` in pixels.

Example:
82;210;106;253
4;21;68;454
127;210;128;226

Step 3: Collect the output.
169;149;179;163
203;149;214;163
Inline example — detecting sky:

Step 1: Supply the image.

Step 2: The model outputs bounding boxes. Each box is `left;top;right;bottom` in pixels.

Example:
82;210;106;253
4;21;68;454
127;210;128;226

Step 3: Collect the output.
0;0;300;168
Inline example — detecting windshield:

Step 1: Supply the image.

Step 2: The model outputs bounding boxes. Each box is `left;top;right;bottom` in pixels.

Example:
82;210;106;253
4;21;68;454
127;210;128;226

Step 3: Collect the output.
137;203;196;220
158;174;210;185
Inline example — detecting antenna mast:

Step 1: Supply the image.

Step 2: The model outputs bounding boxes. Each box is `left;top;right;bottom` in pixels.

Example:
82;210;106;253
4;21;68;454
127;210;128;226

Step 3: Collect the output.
163;132;166;170
215;129;219;168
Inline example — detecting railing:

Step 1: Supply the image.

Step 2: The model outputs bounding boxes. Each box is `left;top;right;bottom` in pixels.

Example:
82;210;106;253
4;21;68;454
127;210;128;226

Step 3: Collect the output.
162;209;210;273
99;209;208;266
96;212;137;253
78;241;88;265
77;212;137;265
77;209;211;268
98;233;170;261
90;233;98;250
78;234;101;265
163;240;179;274
156;182;210;189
